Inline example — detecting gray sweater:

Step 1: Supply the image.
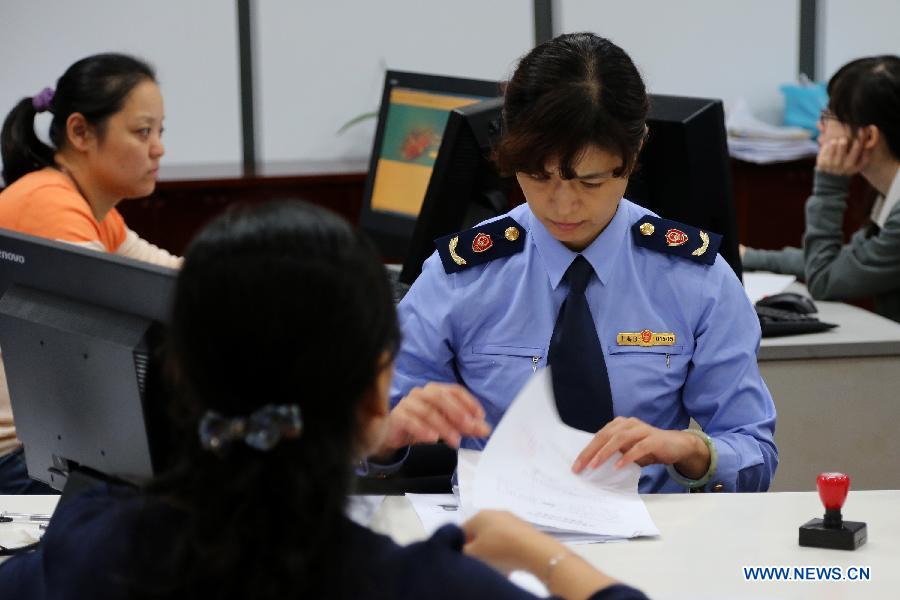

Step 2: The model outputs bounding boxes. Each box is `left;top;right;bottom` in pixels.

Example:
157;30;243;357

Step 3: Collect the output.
743;170;900;323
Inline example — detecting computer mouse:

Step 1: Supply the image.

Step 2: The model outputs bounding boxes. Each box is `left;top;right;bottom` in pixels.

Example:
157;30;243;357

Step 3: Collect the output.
755;292;818;315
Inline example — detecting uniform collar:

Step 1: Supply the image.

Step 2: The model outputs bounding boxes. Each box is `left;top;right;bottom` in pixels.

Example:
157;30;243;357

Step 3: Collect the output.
528;200;629;289
872;166;900;228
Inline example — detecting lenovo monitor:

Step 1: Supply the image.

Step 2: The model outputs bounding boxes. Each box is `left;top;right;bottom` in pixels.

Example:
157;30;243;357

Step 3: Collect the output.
0;229;176;492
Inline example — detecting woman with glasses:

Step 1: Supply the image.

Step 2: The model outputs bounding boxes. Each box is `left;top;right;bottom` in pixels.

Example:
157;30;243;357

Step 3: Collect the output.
742;55;900;323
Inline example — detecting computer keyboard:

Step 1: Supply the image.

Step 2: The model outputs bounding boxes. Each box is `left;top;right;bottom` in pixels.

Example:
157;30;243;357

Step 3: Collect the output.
756;305;838;337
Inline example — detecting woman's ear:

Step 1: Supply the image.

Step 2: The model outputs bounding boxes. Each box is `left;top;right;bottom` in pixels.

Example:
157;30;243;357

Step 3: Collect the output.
65;113;94;152
622;126;649;178
355;354;393;455
359;378;390;420
860;125;880;151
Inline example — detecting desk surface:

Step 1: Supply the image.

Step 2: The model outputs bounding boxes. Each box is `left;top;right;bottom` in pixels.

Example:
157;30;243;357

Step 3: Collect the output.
372;491;899;600
2;491;896;598
757;285;900;361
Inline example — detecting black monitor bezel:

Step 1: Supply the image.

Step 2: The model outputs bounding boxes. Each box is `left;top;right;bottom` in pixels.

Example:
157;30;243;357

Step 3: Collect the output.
398;98;510;284
626;94;742;280
0;228;176;322
359;70;500;260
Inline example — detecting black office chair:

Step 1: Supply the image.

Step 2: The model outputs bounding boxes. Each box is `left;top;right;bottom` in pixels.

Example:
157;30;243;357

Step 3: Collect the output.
353;443;457;495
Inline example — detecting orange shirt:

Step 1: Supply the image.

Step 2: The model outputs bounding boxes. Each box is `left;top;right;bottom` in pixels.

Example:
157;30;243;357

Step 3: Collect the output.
0;167;126;251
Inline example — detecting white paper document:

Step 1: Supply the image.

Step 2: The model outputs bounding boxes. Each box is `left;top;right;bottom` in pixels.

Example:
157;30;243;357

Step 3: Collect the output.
470;369;659;540
405;493;464;535
742;272;797;305
456;448;625;544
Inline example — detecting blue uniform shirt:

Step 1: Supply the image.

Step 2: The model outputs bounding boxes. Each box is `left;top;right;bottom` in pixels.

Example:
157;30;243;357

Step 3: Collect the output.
392;199;778;493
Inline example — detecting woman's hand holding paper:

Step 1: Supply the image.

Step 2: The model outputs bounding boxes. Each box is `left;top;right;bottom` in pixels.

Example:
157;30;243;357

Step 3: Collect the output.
571;417;710;479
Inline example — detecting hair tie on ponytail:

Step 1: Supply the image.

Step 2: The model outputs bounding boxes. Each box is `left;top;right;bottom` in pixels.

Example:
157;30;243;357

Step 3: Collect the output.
198;404;303;453
31;87;55;113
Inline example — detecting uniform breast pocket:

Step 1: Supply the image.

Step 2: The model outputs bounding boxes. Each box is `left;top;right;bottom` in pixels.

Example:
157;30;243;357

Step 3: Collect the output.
607;344;685;365
464;345;546;406
606;344;688;398
471;345;545;372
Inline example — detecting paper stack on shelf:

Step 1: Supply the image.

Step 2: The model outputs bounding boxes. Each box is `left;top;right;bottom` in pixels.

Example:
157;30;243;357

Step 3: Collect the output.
727;99;819;164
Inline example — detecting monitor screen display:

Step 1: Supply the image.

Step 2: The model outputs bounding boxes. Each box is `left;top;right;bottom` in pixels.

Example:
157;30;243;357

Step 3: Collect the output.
369;87;486;218
360;71;499;259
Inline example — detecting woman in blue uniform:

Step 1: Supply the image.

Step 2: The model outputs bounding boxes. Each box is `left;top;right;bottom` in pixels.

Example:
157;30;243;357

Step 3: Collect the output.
374;33;777;493
0;201;646;600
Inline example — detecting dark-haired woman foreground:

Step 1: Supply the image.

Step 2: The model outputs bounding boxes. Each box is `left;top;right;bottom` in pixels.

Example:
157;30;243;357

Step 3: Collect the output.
0;201;646;600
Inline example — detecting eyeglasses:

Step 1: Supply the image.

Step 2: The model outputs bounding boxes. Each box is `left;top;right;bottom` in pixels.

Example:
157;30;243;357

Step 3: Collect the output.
818;108;838;126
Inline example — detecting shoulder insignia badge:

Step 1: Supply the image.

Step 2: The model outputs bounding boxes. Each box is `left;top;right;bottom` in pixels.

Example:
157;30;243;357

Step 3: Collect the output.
631;215;721;265
435;216;526;274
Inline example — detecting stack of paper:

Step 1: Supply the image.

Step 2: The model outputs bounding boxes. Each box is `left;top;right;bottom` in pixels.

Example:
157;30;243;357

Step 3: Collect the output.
407;369;659;544
469;369;658;541
727;98;819;164
728;137;819;164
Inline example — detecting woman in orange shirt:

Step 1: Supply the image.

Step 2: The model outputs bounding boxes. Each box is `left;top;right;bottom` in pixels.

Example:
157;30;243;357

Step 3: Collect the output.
0;52;181;493
0;52;180;264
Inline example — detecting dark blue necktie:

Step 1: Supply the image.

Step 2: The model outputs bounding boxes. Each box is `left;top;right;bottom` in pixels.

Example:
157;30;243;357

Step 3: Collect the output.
548;255;614;432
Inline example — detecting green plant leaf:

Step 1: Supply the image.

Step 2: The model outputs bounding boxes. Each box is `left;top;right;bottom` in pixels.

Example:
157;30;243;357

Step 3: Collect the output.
337;111;378;135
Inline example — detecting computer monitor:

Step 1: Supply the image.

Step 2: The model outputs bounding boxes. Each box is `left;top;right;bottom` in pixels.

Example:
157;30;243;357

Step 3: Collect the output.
399;94;741;285
0;229;176;492
399;98;512;284
625;94;742;279
359;70;500;260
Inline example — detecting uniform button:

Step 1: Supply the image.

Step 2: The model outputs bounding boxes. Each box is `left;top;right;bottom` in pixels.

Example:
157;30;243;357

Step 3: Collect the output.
712;483;724;492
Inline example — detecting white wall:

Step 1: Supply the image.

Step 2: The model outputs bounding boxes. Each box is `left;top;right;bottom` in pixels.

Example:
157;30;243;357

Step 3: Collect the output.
5;2;898;169
556;0;800;124
0;0;242;170
255;0;534;163
820;0;900;80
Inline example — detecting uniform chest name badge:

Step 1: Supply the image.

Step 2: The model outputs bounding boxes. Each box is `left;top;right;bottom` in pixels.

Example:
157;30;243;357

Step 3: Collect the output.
617;329;676;347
